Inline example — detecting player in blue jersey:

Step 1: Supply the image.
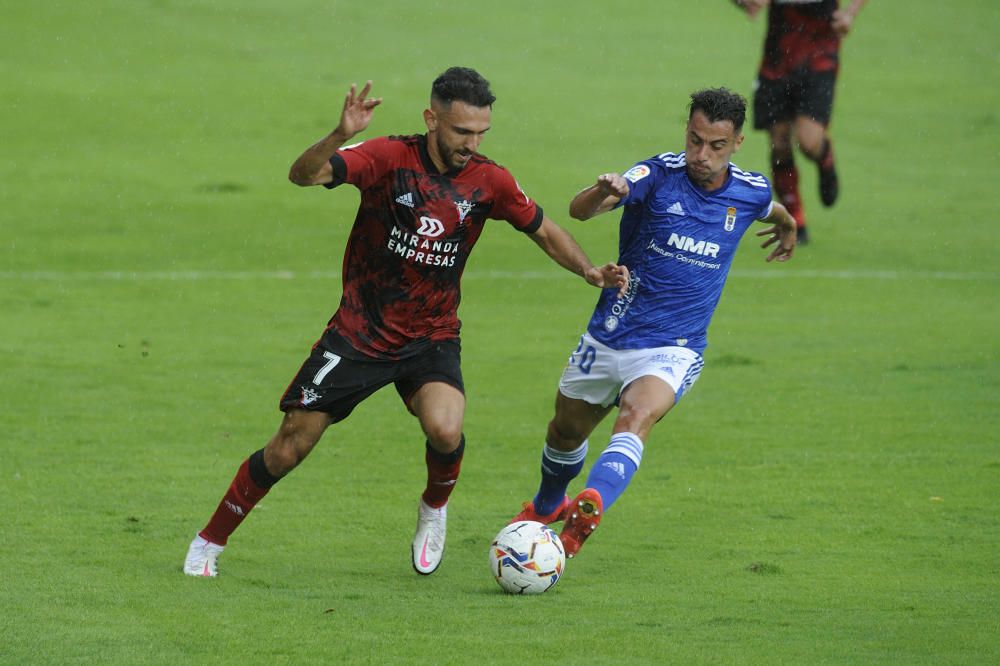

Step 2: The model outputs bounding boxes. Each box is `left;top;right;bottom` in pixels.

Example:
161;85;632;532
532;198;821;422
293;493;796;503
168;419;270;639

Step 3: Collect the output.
509;88;797;558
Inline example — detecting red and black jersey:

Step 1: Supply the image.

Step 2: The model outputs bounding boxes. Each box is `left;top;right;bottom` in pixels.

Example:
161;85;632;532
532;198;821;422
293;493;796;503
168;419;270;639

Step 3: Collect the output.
322;133;543;360
760;0;841;79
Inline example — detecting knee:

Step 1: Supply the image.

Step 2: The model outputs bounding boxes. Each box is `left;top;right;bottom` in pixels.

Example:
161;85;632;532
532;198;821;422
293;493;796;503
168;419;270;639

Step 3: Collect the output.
424;421;464;453
546;419;586;451
798;136;824;161
770;142;794;164
615;403;658;435
264;420;317;476
769;129;793;159
794;125;826;160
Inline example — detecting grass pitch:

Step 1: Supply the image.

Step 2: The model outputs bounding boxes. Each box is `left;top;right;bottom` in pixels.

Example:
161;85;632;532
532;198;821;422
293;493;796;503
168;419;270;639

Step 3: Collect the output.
3;1;998;663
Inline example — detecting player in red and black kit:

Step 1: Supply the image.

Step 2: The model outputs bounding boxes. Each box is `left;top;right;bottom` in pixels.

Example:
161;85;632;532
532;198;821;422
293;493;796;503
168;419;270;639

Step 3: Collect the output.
183;67;629;578
736;0;867;243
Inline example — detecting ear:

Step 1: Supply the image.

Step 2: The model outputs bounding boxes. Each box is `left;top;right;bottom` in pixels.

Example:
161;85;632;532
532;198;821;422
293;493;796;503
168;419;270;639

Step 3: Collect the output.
733;132;745;152
423;108;436;132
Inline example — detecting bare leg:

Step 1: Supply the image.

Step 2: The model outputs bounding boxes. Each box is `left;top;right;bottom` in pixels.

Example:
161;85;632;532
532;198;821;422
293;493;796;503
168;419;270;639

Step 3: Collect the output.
795;114;838;207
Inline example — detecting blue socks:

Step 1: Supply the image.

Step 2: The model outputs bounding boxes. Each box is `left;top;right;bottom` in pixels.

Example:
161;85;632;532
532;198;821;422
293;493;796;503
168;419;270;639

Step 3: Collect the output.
532;432;645;514
585;432;643;510
532;440;588;516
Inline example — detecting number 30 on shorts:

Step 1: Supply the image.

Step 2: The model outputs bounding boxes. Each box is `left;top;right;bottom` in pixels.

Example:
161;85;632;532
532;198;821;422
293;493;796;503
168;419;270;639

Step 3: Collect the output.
570;337;597;374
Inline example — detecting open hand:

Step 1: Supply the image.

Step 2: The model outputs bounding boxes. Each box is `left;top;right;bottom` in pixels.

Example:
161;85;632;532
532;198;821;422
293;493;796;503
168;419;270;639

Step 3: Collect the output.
336;81;382;140
756;224;795;262
585;262;630;297
831;9;856;37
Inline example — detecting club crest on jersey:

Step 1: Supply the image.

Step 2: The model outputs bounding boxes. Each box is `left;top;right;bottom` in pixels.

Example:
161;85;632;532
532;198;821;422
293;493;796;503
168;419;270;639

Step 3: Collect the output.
454;199;474;223
724;207;737;232
623;164;650;183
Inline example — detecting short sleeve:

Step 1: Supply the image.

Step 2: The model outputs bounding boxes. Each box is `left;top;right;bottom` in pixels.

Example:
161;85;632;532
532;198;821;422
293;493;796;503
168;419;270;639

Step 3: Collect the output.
489;166;543;233
752;175;775;220
614;159;658;210
757;200;774;221
323;136;395;191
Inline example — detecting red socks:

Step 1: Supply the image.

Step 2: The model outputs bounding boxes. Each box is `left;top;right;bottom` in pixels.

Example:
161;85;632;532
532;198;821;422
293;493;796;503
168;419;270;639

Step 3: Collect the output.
199;439;464;545
199;457;271;546
421;437;465;509
772;161;806;229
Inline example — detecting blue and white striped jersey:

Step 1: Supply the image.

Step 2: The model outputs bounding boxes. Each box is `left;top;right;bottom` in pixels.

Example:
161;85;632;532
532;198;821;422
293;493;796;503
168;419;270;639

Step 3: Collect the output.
587;152;774;354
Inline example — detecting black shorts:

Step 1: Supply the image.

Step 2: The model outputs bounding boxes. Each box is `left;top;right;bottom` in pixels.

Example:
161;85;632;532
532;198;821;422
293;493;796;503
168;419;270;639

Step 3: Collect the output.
278;330;464;423
753;69;837;129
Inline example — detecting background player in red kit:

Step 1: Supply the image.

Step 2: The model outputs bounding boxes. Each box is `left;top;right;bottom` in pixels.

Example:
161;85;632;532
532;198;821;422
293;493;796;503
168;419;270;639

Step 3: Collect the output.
183;67;629;577
736;0;867;243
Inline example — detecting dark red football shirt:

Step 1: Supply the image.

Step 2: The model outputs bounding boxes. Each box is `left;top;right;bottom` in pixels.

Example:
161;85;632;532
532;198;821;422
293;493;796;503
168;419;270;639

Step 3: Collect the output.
760;0;841;79
322;134;543;359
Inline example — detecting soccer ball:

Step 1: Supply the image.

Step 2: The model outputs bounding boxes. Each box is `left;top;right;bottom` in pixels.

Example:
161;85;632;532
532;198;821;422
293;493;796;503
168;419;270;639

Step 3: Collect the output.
489;520;566;594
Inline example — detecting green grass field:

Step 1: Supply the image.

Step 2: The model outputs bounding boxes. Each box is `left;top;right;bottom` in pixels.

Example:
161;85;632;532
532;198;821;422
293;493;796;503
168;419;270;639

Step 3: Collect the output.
3;1;998;663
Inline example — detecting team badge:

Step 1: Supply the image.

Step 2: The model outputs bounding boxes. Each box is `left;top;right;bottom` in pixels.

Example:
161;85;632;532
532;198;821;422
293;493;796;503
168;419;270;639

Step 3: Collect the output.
623;165;650;183
604;316;619;332
300;387;321;406
454;199;474;223
724;207;737;232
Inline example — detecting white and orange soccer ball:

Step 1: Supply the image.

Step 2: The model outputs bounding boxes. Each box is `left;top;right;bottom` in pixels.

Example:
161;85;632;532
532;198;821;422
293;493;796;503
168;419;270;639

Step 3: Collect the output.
489;520;566;594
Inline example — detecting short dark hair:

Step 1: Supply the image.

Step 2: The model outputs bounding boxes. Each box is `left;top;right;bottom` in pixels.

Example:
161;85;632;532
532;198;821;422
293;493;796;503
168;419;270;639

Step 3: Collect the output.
431;67;496;108
688;87;747;133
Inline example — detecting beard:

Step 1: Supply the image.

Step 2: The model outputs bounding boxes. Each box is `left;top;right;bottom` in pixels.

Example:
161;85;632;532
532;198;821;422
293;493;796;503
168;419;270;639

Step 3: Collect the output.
687;163;716;186
436;135;472;170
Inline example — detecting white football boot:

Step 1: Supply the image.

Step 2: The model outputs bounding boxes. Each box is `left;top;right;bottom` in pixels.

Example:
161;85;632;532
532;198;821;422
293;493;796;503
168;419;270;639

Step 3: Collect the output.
184;534;225;577
411;499;447;575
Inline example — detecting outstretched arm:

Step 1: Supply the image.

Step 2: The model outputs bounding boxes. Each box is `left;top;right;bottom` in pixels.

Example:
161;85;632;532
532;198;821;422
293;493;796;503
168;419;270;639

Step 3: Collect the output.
569;173;630;220
529;216;629;295
288;81;383;186
755;202;797;262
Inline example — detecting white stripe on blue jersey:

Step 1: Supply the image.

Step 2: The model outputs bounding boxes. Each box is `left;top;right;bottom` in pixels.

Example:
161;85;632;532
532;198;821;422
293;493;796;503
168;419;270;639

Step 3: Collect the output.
658;152;686;167
730;165;770;188
588;151;775;353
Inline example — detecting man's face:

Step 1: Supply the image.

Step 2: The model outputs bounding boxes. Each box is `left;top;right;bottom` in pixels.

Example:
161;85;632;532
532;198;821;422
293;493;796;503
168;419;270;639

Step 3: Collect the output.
684;109;744;190
424;99;491;172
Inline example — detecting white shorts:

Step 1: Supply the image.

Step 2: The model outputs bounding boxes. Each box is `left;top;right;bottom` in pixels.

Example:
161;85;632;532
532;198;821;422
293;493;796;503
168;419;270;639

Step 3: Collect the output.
558;332;704;408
